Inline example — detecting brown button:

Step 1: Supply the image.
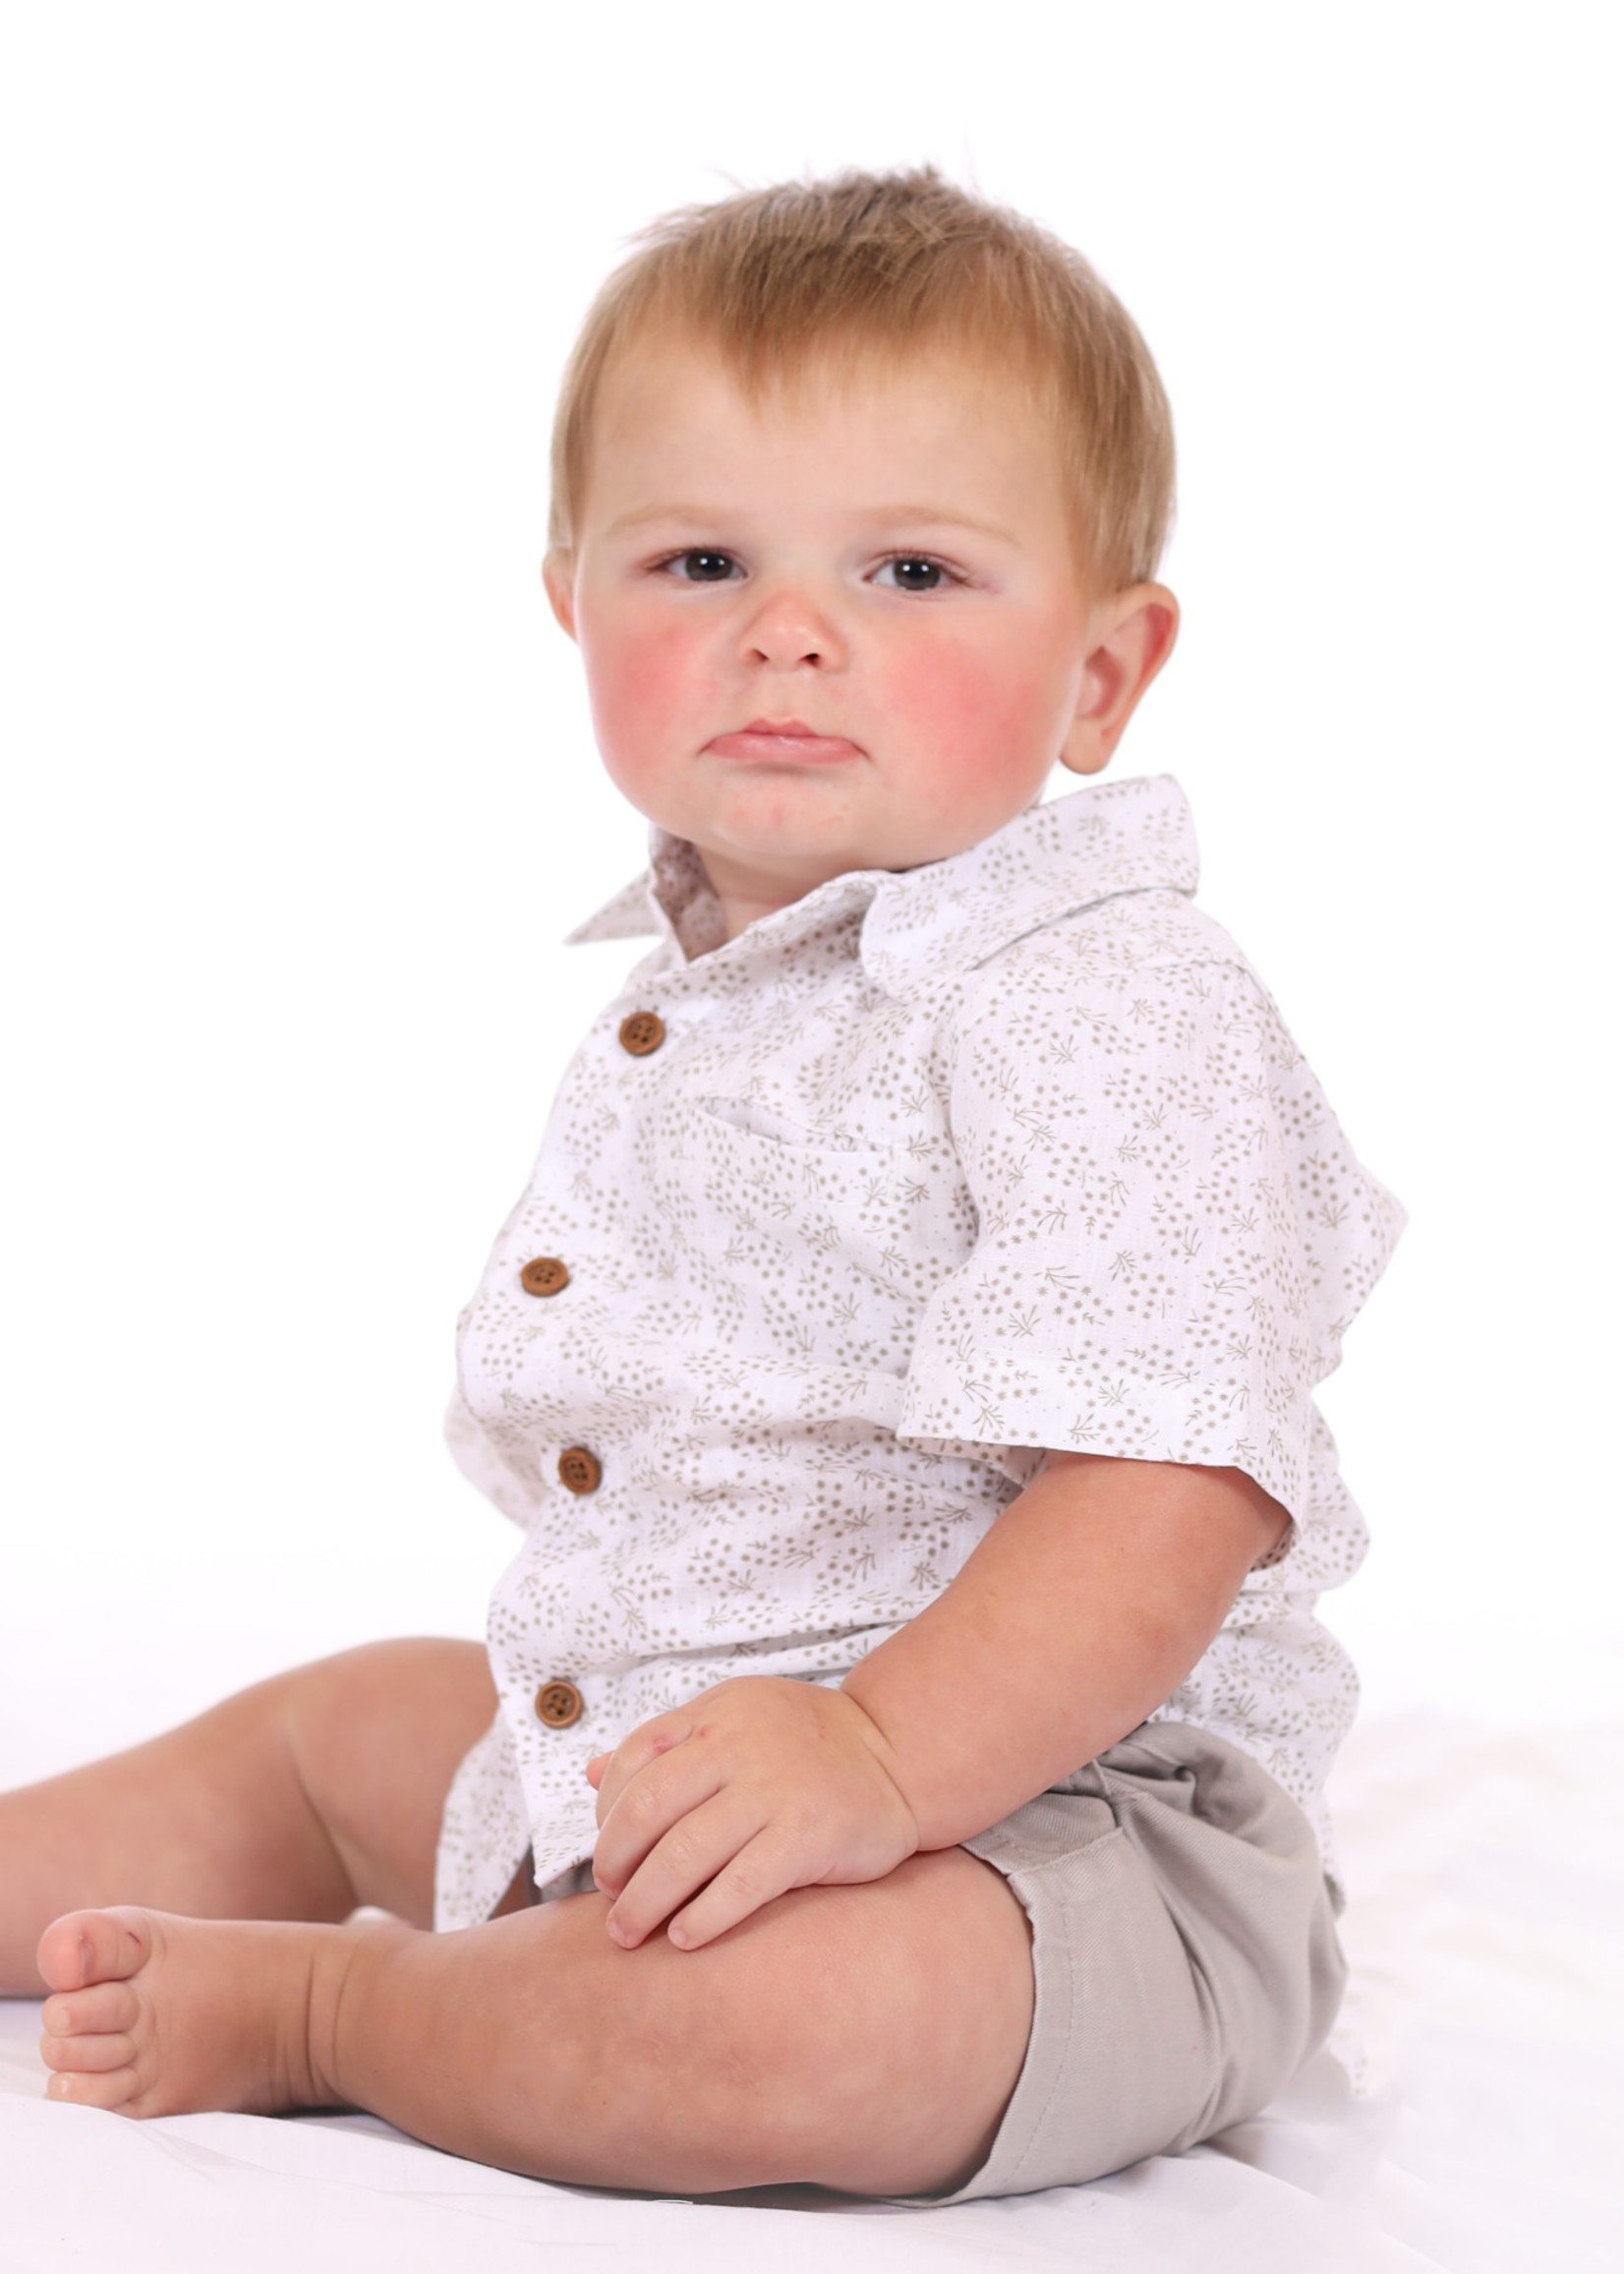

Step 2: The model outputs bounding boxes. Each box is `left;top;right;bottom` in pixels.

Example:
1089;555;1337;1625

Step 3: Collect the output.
558;1445;602;1494
618;1010;666;1057
535;1678;584;1729
519;1255;569;1297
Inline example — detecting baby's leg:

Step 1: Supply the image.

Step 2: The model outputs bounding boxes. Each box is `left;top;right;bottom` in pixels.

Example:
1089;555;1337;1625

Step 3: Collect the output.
1;1639;495;1991
37;1846;1033;2197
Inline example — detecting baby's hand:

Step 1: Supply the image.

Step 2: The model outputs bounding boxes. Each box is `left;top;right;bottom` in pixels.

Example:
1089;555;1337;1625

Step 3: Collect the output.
584;1676;919;1951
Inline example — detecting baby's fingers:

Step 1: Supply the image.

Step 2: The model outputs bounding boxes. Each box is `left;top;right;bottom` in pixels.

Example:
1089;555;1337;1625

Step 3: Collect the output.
663;1828;807;1952
604;1793;767;1951
593;1745;726;1905
590;1710;694;1825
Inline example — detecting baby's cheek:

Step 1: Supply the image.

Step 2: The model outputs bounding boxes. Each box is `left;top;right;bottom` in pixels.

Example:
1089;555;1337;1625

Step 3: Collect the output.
583;616;715;788
587;620;686;744
883;634;1064;798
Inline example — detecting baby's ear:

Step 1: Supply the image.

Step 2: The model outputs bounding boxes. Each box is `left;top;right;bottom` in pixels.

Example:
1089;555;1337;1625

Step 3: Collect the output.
542;551;578;640
1060;583;1179;774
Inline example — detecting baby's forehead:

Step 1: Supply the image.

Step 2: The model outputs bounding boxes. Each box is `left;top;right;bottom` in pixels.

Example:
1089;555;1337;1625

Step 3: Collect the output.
587;332;1080;547
592;326;1073;503
575;326;1096;590
610;318;1057;422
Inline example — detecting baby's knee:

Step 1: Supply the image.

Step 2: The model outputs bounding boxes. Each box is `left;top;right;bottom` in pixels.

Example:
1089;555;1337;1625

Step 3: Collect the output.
560;1864;1027;2194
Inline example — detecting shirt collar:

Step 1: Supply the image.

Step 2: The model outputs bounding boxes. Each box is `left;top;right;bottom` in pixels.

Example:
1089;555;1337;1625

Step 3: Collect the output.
566;774;1199;989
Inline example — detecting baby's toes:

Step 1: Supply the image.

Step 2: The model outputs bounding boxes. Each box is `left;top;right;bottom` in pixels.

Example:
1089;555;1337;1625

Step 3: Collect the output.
40;2024;136;2074
36;1905;154;1993
44;2062;141;2110
41;1978;139;2040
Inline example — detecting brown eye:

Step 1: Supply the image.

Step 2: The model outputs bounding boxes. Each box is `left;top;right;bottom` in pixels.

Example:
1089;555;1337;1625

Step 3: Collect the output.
674;550;736;582
882;557;944;592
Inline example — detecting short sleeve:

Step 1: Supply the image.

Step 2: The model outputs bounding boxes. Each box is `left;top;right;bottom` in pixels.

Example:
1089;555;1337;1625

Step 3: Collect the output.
895;947;1404;1525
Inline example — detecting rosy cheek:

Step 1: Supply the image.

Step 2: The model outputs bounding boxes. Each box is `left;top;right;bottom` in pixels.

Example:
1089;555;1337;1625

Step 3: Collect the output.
879;629;1061;803
581;612;710;780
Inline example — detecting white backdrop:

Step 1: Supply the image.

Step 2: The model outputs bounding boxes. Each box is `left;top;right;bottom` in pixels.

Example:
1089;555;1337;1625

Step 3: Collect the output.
2;2;1619;1785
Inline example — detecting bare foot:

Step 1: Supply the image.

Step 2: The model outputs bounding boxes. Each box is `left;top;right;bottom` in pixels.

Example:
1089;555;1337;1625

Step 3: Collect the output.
36;1906;354;2117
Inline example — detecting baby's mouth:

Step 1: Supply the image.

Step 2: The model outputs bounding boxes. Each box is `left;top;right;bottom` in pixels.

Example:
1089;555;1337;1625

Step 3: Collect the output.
706;719;863;765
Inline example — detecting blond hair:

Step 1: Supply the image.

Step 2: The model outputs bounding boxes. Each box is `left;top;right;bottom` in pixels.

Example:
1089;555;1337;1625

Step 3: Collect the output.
549;167;1175;591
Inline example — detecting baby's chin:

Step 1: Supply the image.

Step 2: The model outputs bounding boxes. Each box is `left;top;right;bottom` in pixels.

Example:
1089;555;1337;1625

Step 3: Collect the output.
668;782;882;875
693;777;1021;878
695;817;960;891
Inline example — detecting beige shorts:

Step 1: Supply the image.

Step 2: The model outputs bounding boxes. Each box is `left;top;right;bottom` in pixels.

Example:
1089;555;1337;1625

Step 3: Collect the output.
534;1719;1345;2203
905;1720;1347;2203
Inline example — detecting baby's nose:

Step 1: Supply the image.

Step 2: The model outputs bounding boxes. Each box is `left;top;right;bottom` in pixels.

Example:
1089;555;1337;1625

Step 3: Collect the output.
740;584;845;670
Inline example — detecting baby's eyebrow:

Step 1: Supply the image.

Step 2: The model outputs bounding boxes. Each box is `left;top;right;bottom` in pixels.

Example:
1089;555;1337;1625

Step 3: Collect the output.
605;504;723;537
856;505;1017;544
604;502;1017;544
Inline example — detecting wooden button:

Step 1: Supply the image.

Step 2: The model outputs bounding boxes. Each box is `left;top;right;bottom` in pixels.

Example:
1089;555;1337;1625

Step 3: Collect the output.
535;1678;584;1729
557;1446;602;1495
519;1255;569;1297
618;1010;666;1057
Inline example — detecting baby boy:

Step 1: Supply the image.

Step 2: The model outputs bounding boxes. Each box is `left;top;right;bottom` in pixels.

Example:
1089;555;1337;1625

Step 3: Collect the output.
8;168;1401;2202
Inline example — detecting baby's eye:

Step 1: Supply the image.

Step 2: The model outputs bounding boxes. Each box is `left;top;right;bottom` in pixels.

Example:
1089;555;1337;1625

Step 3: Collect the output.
664;549;740;583
874;556;948;593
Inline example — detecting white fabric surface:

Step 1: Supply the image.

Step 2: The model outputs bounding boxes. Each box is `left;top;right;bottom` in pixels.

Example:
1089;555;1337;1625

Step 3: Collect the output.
3;1709;1617;2273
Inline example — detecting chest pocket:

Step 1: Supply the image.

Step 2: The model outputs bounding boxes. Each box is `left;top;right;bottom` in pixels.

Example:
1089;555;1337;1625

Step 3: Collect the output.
644;1093;968;1314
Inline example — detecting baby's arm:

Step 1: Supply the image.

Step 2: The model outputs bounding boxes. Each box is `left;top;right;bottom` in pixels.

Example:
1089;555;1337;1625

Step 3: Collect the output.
844;1453;1286;1848
588;1454;1286;1950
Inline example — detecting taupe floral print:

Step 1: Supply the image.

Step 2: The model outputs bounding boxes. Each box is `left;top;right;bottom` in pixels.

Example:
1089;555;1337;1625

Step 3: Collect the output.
435;777;1403;1928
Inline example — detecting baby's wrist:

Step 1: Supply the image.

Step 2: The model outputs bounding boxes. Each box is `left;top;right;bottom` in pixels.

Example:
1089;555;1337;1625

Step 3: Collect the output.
835;1677;938;1848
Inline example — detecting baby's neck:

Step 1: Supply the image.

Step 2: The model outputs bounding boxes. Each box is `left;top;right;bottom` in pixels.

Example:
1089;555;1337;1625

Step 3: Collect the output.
695;845;853;944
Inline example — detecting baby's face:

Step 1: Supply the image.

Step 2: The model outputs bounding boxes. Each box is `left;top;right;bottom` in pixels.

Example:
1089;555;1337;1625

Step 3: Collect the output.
548;335;1169;932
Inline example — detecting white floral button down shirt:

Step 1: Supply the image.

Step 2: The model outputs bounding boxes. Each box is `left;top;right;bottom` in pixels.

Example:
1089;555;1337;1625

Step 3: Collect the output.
435;775;1403;1928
